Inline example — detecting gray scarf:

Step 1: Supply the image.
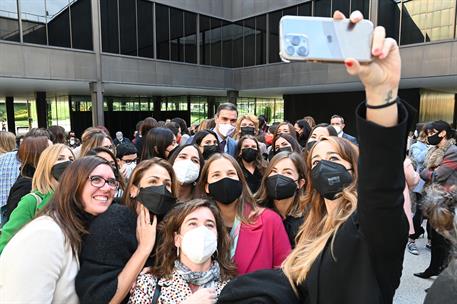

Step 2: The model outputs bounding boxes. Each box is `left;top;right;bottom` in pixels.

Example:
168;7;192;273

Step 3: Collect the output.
174;260;220;288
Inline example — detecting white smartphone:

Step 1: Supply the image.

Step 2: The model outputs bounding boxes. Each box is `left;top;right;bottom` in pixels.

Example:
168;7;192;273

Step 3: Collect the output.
279;16;374;63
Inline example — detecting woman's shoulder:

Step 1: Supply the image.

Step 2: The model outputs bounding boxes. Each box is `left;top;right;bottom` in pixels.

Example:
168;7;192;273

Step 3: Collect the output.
91;204;136;228
13;216;64;241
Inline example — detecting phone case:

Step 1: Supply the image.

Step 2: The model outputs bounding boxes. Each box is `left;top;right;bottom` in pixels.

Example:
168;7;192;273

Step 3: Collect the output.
279;16;373;63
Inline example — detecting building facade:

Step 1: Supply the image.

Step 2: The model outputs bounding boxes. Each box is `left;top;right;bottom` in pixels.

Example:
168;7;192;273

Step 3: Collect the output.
0;0;456;138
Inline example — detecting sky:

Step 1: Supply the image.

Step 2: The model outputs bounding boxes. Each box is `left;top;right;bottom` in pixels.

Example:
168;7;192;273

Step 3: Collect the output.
0;0;73;21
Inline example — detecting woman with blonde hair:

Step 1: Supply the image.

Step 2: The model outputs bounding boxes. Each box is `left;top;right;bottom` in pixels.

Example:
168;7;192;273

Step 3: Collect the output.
0;131;16;154
218;10;410;304
78;127;114;158
0;144;75;253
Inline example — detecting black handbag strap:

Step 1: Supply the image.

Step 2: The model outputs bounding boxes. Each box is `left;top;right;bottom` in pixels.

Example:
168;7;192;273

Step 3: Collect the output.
152;279;162;304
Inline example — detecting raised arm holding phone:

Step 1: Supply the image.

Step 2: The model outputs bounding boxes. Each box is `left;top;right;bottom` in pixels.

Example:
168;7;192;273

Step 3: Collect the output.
217;10;410;304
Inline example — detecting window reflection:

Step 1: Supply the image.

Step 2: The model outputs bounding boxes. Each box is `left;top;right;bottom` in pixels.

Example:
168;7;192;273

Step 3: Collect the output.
0;0;20;41
137;0;154;58
47;0;71;48
21;0;47;45
156;3;170;60
101;0;119;53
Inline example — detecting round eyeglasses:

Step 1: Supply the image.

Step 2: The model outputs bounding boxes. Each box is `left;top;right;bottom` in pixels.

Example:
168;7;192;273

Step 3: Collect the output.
89;175;119;189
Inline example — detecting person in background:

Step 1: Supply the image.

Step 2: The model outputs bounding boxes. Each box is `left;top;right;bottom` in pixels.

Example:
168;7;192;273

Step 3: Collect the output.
0;156;116;303
197;153;291;275
129;199;236;303
235;135;266;194
0;131;16;155
403;156;420;255
165;121;182;144
303;116;316;129
192;130;220;160
116;143;138;181
136;117;158;155
4;136;51;222
258;114;269;134
294;119;312;148
78;127;115;158
330;114;358;145
305;123;338;152
48;125;66;144
169;144;204;202
213;103;238;157
273;122;297;140
67;130;81;149
76;158;176;303
172;117;191;145
141;127;178;161
255;152;306;248
234;115;267;157
114;131;131;146
198;118;216;132
415;120;457;279
0;144;74;253
264;123;279;147
132;120;143;145
269;133;302;160
0;128;51;225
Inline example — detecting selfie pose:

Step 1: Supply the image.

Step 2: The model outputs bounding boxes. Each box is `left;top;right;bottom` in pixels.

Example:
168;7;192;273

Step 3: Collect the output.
218;10;410;304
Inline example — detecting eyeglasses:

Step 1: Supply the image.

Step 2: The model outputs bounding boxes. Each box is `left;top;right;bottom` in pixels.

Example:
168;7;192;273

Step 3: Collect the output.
122;158;137;164
89;175;119;189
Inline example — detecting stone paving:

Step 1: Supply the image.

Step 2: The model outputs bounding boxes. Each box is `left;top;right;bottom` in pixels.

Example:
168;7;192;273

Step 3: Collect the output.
394;236;435;304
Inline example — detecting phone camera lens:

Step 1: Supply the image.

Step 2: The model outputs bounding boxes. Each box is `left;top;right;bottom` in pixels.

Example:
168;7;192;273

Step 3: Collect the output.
291;36;300;46
286;46;295;56
297;46;309;57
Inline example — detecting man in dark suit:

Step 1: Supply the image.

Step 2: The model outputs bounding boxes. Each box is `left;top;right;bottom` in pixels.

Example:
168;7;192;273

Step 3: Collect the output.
214;103;238;157
330;114;358;145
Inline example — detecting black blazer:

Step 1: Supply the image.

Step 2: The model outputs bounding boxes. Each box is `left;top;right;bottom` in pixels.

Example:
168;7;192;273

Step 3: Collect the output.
297;102;410;304
218;101;411;304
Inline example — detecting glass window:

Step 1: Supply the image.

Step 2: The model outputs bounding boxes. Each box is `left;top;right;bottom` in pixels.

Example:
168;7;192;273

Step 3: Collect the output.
255;15;266;65
139;97;153;111
401;0;456;45
221;21;233;67
232;21;243;67
137;0;153;58
170;8;184;62
119;0;137;55
155;3;169;60
210;18;222;66
112;97;140;111
14;98;38;134
21;0;47;45
237;97;256;116
0;0;20;42
0;98;8;131
377;0;400;42
183;11;197;63
47;96;71;130
351;0;370;17
47;0;71;48
161;96;187;111
244;17;255;67
332;0;350;16
199;15;211;65
190;96;207;124
268;9;282;63
298;3;312;16
282;6;297;16
71;96;92;112
100;0;119;53
419;90;455;124
314;0;332;17
71;0;93;50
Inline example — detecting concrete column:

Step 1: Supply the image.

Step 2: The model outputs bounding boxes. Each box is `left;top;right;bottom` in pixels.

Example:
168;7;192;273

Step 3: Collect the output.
207;96;216;118
454;94;457;128
35;92;47;129
5;96;15;134
90;82;104;127
227;90;239;105
370;0;378;25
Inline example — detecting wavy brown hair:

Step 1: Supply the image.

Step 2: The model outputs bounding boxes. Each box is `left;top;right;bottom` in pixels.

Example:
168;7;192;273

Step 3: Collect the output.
283;136;359;287
40;156;111;256
151;199;237;280
255;151;306;218
196;153;259;224
17;136;49;175
122;158;176;213
79;127;113;158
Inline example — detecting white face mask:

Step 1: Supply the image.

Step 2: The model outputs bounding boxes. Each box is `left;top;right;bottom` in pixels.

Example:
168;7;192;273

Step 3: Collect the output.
180;225;217;264
332;125;342;135
69;138;75;145
173;160;200;184
218;123;235;137
124;162;137;179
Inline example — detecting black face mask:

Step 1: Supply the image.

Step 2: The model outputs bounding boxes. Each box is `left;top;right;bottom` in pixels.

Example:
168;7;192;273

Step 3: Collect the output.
240;126;256;136
306;140;316;151
208;177;243;205
276;146;293;154
311;160;353;200
203;145;220;160
241;148;258;162
136;185;176;219
427;133;442;146
267;174;298;200
51;161;72;181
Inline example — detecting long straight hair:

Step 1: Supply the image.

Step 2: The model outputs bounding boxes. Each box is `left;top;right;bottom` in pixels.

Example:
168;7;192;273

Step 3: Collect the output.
282;136;359;286
235;135;266;176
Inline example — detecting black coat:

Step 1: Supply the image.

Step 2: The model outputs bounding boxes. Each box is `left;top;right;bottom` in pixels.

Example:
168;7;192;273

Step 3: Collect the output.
75;204;137;304
218;101;411;304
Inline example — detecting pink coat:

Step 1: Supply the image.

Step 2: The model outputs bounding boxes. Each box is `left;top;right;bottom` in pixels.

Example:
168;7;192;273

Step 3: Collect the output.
233;208;291;275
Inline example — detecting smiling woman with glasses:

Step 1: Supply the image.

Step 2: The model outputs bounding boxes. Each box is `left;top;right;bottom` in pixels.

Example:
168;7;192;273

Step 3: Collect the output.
0;156;116;303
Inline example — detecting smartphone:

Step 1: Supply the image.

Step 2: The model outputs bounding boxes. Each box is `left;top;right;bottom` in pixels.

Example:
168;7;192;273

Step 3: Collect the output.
279;16;373;63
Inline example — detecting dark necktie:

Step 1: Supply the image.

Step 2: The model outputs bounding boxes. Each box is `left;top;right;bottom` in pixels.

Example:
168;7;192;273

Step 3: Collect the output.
219;140;226;153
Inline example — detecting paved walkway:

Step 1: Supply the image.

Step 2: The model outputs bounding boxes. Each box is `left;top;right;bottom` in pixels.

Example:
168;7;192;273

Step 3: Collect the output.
394;236;434;304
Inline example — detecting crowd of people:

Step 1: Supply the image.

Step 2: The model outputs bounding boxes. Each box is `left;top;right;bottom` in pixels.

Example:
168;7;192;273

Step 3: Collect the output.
0;11;456;304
